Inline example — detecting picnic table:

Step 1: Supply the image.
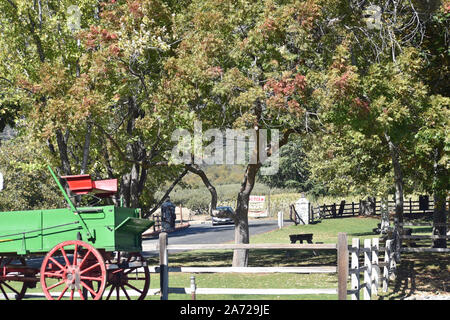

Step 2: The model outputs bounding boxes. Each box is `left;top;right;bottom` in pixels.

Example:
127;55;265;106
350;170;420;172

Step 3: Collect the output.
289;233;313;244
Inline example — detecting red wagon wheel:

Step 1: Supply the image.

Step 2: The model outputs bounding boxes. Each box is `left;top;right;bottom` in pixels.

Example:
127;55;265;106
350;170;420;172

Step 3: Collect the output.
40;240;107;300
0;257;28;300
103;252;150;300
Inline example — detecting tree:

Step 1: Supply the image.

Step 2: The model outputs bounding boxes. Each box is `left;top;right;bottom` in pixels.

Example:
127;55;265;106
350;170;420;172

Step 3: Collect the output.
312;1;449;236
258;136;324;195
0;0;207;212
0;133;65;211
155;0;347;266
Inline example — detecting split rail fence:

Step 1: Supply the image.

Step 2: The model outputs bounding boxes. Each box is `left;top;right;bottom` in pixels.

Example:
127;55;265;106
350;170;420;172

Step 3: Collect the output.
146;232;398;300
309;198;448;221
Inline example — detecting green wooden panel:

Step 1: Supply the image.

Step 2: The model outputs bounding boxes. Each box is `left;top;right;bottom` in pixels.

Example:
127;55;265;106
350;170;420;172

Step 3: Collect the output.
0;206;152;255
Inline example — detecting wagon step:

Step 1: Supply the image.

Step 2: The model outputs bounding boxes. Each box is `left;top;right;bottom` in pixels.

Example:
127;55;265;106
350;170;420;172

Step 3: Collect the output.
114;217;154;234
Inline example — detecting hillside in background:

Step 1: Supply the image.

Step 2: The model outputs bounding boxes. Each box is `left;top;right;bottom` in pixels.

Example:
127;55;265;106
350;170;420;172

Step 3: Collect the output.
181;164;247;188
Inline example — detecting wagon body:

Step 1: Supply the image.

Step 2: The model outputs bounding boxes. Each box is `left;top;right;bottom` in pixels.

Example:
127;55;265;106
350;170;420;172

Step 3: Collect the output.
0;205;153;255
0;166;155;300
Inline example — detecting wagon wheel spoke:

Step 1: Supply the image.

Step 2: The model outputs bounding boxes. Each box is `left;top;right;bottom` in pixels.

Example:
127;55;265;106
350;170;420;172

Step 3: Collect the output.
57;284;69;301
78;249;93;269
80;275;104;282
49;257;65;271
120;285;131;300
0;283;10;300
0;257;30;300
105;284;115;300
124;282;143;294
81;280;98;297
41;240;106;300
43;271;64;278
80;262;101;275
78;289;85;300
0;280;22;296
46;280;65;291
73;243;78;266
60;247;71;266
106;286;114;300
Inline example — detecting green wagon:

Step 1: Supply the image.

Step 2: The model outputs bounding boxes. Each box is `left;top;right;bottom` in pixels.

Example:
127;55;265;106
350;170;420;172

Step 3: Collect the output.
0;166;154;300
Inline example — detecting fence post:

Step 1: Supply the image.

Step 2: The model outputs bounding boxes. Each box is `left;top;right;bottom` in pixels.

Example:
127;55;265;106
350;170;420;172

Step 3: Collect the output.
159;232;169;300
351;238;360;300
363;239;372;300
371;238;379;296
337;233;349;300
278;211;284;229
190;275;197;300
383;239;391;292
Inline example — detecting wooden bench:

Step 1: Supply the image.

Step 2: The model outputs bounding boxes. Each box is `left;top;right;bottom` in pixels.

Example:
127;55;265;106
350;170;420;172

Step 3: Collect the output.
289;233;313;244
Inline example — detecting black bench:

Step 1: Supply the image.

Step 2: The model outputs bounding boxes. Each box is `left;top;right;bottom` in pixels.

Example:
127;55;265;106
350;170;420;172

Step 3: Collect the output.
289;233;313;244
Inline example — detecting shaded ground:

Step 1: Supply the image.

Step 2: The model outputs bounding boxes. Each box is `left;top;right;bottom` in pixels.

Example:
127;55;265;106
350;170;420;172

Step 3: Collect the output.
379;252;450;300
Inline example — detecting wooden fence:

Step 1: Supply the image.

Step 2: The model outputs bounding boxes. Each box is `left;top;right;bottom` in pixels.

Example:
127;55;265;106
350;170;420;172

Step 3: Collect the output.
148;232;350;300
309;198;447;221
348;238;396;300
146;224;449;300
145;232;405;300
395;220;450;254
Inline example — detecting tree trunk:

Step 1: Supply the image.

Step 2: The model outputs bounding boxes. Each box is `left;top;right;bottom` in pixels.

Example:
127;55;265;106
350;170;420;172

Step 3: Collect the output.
80;122;92;174
385;133;404;226
433;192;447;248
432;148;447;248
185;164;217;214
232;163;260;267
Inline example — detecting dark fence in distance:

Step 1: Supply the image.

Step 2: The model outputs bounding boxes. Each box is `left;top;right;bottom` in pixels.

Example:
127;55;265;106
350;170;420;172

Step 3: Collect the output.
310;197;448;221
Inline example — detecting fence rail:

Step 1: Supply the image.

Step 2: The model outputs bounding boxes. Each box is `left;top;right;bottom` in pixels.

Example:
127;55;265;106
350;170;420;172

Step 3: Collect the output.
149;221;447;300
348;238;396;300
154;232;349;300
309;197;448;221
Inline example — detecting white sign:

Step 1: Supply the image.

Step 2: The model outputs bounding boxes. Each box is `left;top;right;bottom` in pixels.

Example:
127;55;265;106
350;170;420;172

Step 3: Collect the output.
249;195;268;218
294;197;310;225
0;172;3;191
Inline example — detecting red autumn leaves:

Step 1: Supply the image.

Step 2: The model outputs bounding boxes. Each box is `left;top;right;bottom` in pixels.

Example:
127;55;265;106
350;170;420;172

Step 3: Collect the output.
264;73;307;116
79;26;120;57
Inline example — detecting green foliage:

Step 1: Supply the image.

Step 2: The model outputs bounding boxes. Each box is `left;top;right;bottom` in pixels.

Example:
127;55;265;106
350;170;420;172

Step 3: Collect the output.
0;135;65;211
0;0;448;213
258;136;325;196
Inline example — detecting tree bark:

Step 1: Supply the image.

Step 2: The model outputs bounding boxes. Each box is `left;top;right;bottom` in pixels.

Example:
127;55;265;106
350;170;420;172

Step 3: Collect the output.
384;133;404;226
432;148;447;248
80;122;92;174
433;192;447;248
231;128;292;267
185;164;218;214
232;163;261;267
